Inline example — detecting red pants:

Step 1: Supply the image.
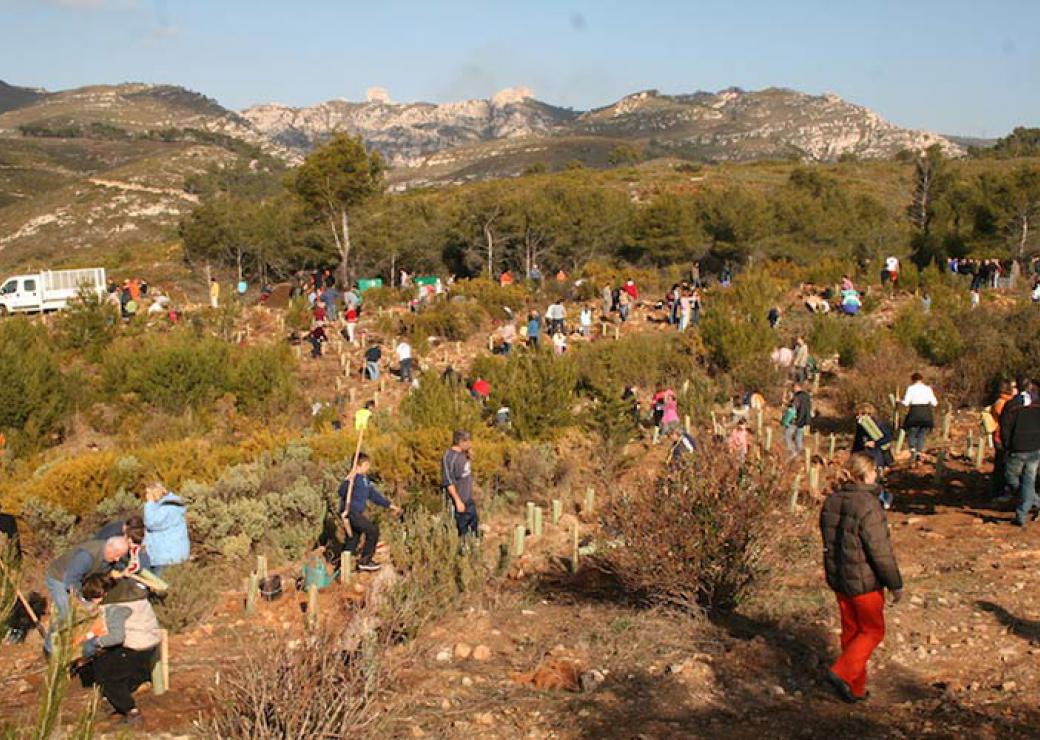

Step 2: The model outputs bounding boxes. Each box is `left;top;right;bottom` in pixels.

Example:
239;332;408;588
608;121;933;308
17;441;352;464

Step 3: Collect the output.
831;590;885;697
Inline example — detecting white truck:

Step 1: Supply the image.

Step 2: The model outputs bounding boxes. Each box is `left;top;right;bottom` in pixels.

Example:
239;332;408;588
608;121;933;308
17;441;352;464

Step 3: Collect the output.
0;267;107;315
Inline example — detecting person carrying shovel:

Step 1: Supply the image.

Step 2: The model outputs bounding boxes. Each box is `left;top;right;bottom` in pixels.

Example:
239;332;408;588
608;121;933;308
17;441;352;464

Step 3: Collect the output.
337;453;400;572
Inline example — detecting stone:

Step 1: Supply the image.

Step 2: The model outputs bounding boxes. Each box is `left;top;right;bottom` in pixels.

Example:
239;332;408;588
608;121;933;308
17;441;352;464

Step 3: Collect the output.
435;649;452;663
473;645;493;661
770;685;786;697
461;676;474;687
474;712;494;726
999;681;1017;692
454;643;473;660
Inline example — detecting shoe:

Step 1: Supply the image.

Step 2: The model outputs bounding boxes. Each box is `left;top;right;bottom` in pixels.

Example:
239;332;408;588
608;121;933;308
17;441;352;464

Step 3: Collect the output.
853;691;871;702
994;494;1013;504
357;562;382;572
1012;519;1026;528
825;670;857;704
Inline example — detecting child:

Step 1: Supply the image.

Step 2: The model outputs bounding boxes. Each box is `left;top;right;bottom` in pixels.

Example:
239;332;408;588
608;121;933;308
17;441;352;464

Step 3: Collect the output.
728;420;750;464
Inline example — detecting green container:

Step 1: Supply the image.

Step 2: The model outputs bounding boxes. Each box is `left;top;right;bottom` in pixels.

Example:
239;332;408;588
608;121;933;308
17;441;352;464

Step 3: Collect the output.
414;275;438;287
357;278;384;293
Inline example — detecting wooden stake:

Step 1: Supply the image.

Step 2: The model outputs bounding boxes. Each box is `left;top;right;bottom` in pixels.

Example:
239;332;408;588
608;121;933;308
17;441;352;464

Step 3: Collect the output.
600;322;608;337
306;584;319;631
894;429;906;455
613;325;620;340
789;473;802;512
765;427;774;453
812;374;820;393
526;502;536;534
256;555;267;581
245;574;258;615
533;507;543;538
348;387;357;403
513;525;526;557
803;446;812;476
828;433;836;461
813;431;821;455
379;376;386;393
809;465;819;496
756;409;763;436
934;450;946;484
584;488;595;515
340;551;353;585
975;437;986;469
942;412;952;441
684;415;691;434
551;499;562;526
151;629;169;695
488;335;494;352
571;521;580;574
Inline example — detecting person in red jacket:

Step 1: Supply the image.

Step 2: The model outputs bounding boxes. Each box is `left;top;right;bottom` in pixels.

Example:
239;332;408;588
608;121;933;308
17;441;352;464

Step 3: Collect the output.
623;279;638;301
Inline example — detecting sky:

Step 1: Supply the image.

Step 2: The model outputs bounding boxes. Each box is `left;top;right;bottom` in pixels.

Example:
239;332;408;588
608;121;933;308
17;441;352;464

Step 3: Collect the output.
0;0;1037;137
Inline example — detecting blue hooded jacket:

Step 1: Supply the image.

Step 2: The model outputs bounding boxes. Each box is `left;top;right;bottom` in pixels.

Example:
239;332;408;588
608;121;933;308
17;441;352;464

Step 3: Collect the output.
142;493;190;567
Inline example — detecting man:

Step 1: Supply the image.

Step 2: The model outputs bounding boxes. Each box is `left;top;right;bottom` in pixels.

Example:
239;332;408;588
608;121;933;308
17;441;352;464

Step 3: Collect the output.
45;536;129;652
320;284;341;321
395;338;413;383
442;430;478;537
667;427;697;468
792;337;810;383
364;342;382;381
990;379;1018;502
546;300;566;336
784;382;813;458
901;373;938;466
338;453;400;571
209;277;220;309
1001;381;1040;527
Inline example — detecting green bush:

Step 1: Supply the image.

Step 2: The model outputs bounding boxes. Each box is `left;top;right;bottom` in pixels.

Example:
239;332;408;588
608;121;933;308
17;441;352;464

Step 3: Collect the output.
573;332;701;392
0;319;71;456
700;271;784;389
450;277;528;317
471;352;577;440
56;287;119;359
152;561;222;633
361;285;409;309
808;313;871;368
399;375;484;431
18;498;76;561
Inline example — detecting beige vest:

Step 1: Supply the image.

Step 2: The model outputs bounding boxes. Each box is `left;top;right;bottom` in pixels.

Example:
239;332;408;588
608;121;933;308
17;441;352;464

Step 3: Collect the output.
107;599;161;651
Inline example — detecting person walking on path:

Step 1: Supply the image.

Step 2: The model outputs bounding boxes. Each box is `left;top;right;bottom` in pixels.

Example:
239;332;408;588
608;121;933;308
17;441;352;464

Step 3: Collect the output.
792;336;810;383
999;380;1040;526
338;453;400;570
442;430;479;537
852;404;895;509
820;454;903;703
546;300;566;336
209;277;220;309
601;284;613;319
783;382;813;458
901;373;939;466
527;311;542;350
364;342;382;381
395;338;413;383
990;379;1018;502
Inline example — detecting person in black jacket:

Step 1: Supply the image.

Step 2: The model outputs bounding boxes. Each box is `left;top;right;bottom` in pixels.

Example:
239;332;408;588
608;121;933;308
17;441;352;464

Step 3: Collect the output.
783;382;813;458
820;454;903;702
852;404;895;508
0;500;19;561
1000;380;1040;527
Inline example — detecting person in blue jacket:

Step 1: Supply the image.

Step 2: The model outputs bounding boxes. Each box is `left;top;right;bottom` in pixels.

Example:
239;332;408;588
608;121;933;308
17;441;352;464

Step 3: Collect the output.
338;454;400;571
142;482;189;575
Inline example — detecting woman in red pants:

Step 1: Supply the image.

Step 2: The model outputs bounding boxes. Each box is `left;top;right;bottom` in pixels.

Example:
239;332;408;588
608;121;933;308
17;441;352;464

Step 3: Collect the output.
819;453;904;702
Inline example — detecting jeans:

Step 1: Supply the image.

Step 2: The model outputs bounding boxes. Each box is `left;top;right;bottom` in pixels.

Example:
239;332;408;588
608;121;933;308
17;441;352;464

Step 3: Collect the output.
44;575;70;654
345;511;380;563
453;504;480;538
991;447;1008;497
784;425;805;457
365;361;380;380
90;646;156;715
1006;450;1040;524
906;427;928;458
399;358;412;382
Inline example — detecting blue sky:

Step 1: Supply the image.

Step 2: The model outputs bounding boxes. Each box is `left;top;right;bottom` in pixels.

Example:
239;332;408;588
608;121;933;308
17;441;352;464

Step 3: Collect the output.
1;0;1037;137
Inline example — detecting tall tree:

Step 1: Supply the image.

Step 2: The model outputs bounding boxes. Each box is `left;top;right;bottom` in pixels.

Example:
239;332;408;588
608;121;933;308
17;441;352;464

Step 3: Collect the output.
908;145;950;235
998;166;1040;256
289;133;385;285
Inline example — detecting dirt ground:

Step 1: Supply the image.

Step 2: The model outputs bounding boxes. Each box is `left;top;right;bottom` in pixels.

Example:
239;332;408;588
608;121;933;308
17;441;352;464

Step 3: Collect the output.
4;299;1040;738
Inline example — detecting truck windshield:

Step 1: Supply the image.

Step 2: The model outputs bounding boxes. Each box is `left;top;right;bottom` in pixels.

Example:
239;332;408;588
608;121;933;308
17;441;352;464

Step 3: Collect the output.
0;280;15;294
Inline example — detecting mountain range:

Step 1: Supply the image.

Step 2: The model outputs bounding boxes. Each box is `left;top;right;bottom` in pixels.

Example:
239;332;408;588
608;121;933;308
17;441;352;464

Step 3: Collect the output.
0;78;974;270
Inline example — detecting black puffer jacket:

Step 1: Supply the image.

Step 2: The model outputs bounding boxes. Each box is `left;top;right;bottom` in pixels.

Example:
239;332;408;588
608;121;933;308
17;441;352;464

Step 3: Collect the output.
819;483;903;597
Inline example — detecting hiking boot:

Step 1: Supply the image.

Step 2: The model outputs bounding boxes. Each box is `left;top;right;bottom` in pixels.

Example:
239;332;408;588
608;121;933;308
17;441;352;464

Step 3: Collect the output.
358;561;382;572
825;670;857;704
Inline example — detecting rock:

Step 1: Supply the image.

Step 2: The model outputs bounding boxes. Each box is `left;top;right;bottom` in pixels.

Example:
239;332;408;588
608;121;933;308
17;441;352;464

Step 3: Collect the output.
580;669;607;693
910;595;924;606
435;649;452;663
473;645;493;661
462;676;473;687
15;679;31;694
410;726;426;737
770;685;786;697
454;643;473;660
667;662;686;675
999;680;1017;692
441;698;451;710
474;712;494;726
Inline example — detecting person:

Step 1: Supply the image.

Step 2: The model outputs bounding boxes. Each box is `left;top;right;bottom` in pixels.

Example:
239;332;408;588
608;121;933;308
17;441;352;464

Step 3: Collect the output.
552;331;568;356
883;255;900;292
617;288;631;323
364;342;382;381
820;454;903;703
395;338;413;383
470;377;491;403
499;322;516;355
442;430;478;537
546;300;566;336
990;380;1018;502
667;427;697;467
1000;381;1040;527
921;292;932;313
792;336;810;383
499;270;514;287
77;575;161;724
44;536;129;653
344;305;358;344
622;386;641;427
767;306;781;329
321;284;341;321
579;306;592;338
783;382;813;458
529;264;543;285
719;264;733;288
355;400;375;432
652;388;680;443
142;482;189;575
209;277;220;309
853;404;895;509
527;311;542;350
93;515;150;574
901;373;938;466
970;289;980;310
728;420;750;464
0;499;19;559
840;288;862;316
338;453;400;571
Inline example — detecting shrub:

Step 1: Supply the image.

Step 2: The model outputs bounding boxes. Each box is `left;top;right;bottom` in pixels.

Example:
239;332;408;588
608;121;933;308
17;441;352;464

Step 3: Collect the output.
0;319;71;456
399;375;484;432
18;498;76;561
408;300;488;342
381;509;488;640
56;287;119;359
600;440;786;613
498;443;560;501
834;339;924;418
152;561;222;633
450;277;528;317
573;332;702;392
361;285;409;310
808;313;872;368
471;352;577;440
229;342;296;415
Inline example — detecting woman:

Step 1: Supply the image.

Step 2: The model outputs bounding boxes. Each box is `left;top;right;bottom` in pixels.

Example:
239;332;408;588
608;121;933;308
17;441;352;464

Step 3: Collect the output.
579;306;592;338
142;482;189;575
819;454;903;703
344;305;358;344
901;372;938;466
78;575;162;724
527;311;542;349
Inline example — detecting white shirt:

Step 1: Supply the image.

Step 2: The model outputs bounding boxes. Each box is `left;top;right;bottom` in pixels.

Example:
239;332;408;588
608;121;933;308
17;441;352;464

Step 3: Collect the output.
902;382;938;407
885;257;900;272
396;342;412;361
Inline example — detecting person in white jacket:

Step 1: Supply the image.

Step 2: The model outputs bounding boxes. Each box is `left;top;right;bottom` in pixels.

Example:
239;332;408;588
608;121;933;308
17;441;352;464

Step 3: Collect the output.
901;373;939;465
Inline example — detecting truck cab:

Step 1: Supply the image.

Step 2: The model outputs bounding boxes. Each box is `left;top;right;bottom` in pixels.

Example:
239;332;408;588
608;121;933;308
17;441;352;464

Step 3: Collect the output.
0;275;41;314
